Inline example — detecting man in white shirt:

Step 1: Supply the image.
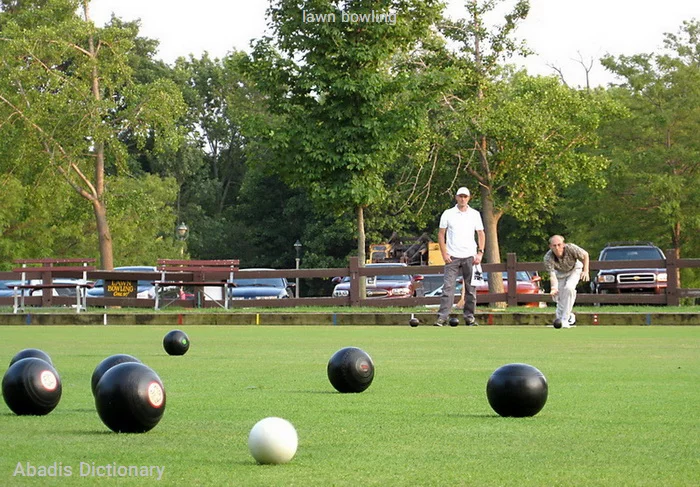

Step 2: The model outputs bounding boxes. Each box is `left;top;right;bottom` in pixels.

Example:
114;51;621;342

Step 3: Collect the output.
434;187;486;326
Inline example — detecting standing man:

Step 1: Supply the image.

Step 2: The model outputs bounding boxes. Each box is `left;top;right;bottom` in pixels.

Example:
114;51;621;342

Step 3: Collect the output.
543;235;590;328
434;187;485;326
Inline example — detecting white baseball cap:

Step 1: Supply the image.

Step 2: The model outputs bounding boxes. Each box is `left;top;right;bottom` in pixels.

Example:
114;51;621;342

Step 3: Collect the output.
456;187;470;196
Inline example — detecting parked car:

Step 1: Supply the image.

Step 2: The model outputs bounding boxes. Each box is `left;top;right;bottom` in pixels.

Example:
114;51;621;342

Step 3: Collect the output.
1;278;87;298
229;269;293;300
332;263;424;299
87;266;159;299
0;280;25;298
421;274;446;296
425;271;545;308
592;242;667;296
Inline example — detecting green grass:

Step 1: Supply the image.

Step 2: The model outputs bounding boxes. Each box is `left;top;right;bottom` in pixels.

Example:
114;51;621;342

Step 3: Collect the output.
1;326;699;486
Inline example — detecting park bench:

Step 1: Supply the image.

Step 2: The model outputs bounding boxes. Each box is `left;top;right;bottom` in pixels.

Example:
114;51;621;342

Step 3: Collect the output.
153;259;240;309
12;258;96;313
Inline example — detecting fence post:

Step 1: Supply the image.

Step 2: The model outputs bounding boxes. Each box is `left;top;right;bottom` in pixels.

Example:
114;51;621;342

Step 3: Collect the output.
506;253;518;307
666;248;680;306
349;256;361;307
41;269;54;308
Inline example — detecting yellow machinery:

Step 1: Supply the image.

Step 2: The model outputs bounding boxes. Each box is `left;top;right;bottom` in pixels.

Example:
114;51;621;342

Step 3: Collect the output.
367;233;444;266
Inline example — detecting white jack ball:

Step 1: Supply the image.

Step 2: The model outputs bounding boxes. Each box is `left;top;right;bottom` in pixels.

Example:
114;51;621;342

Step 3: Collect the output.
248;417;298;464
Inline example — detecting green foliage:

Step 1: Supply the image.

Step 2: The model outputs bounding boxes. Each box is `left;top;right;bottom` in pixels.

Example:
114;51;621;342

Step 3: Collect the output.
0;0;186;267
561;20;700;284
250;0;445;214
458;73;621;221
105;174;183;266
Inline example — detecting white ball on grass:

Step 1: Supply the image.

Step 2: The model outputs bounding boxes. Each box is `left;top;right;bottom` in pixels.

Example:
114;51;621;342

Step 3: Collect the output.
248;417;298;464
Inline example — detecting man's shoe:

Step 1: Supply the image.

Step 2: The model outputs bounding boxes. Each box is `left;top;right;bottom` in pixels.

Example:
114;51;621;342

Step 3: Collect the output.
568;313;576;326
465;316;478;326
434;318;446;327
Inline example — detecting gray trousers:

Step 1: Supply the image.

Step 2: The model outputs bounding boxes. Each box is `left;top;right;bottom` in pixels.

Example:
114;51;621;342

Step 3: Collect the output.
437;257;476;320
552;262;583;322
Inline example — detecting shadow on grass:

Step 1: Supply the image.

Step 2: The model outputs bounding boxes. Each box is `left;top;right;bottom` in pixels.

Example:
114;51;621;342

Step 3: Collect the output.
445;412;500;419
282;389;337;395
62;430;114;436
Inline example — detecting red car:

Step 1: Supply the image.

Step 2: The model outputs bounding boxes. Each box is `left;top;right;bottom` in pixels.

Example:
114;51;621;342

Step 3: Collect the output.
428;271;545;308
332;263;423;298
474;271;545;308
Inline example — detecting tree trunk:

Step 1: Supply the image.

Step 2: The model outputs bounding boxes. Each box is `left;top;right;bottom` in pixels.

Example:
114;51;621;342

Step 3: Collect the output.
85;2;113;270
93;199;114;270
479;185;505;307
672;221;681;287
357;205;366;298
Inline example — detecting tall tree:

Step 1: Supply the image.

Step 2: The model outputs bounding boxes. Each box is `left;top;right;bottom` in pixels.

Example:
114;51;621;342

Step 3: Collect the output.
435;0;621;296
249;0;444;267
598;20;700;257
0;0;185;268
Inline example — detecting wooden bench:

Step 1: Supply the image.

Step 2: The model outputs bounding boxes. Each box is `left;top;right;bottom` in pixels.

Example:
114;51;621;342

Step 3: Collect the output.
12;258;96;313
153;259;239;309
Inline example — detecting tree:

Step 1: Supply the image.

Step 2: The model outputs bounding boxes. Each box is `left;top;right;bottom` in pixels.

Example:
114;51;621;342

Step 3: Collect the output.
0;0;185;268
248;0;444;269
434;0;621;297
598;21;700;253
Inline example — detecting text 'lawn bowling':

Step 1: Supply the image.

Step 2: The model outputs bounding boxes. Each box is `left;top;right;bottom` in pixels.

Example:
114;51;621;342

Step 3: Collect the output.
327;347;375;393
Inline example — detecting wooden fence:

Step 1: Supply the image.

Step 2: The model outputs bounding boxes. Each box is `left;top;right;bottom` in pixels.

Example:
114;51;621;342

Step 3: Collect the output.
0;251;698;310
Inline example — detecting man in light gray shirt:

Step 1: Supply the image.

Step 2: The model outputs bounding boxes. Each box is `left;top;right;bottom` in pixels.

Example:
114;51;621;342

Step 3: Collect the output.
544;235;590;328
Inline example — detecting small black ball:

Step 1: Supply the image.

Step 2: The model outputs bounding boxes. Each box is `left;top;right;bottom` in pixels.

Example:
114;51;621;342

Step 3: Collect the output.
409;318;420;327
553;319;562;329
91;354;142;396
486;363;548;417
10;348;52;367
94;362;166;433
448;317;460;327
2;357;62;415
327;347;374;393
163;330;190;356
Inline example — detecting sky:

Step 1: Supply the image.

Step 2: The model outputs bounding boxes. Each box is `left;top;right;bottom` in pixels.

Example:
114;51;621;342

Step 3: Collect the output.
89;0;698;88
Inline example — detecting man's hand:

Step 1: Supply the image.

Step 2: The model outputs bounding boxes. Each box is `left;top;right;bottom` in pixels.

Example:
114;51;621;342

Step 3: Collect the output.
473;253;482;265
443;254;452;264
580;271;590;282
550;288;559;297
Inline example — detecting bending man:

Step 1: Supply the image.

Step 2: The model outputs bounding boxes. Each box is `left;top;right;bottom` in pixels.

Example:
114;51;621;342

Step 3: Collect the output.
543;235;590;328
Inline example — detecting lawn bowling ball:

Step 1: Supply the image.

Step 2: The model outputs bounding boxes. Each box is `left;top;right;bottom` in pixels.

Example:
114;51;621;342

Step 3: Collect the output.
94;362;166;433
2;357;62;415
327;347;374;393
9;348;52;367
448;317;460;327
163;329;190;356
486;363;548;417
248;417;298;465
552;319;562;329
91;354;142;396
409;317;420;327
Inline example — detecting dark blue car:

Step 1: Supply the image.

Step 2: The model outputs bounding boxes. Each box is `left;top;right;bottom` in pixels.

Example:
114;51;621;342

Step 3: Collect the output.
229;269;292;300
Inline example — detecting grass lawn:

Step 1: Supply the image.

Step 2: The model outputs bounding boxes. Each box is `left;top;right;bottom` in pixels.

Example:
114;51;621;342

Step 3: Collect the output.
1;325;699;486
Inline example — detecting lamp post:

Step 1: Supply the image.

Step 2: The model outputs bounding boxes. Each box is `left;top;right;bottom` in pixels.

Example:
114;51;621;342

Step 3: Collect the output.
176;222;189;258
294;240;302;298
